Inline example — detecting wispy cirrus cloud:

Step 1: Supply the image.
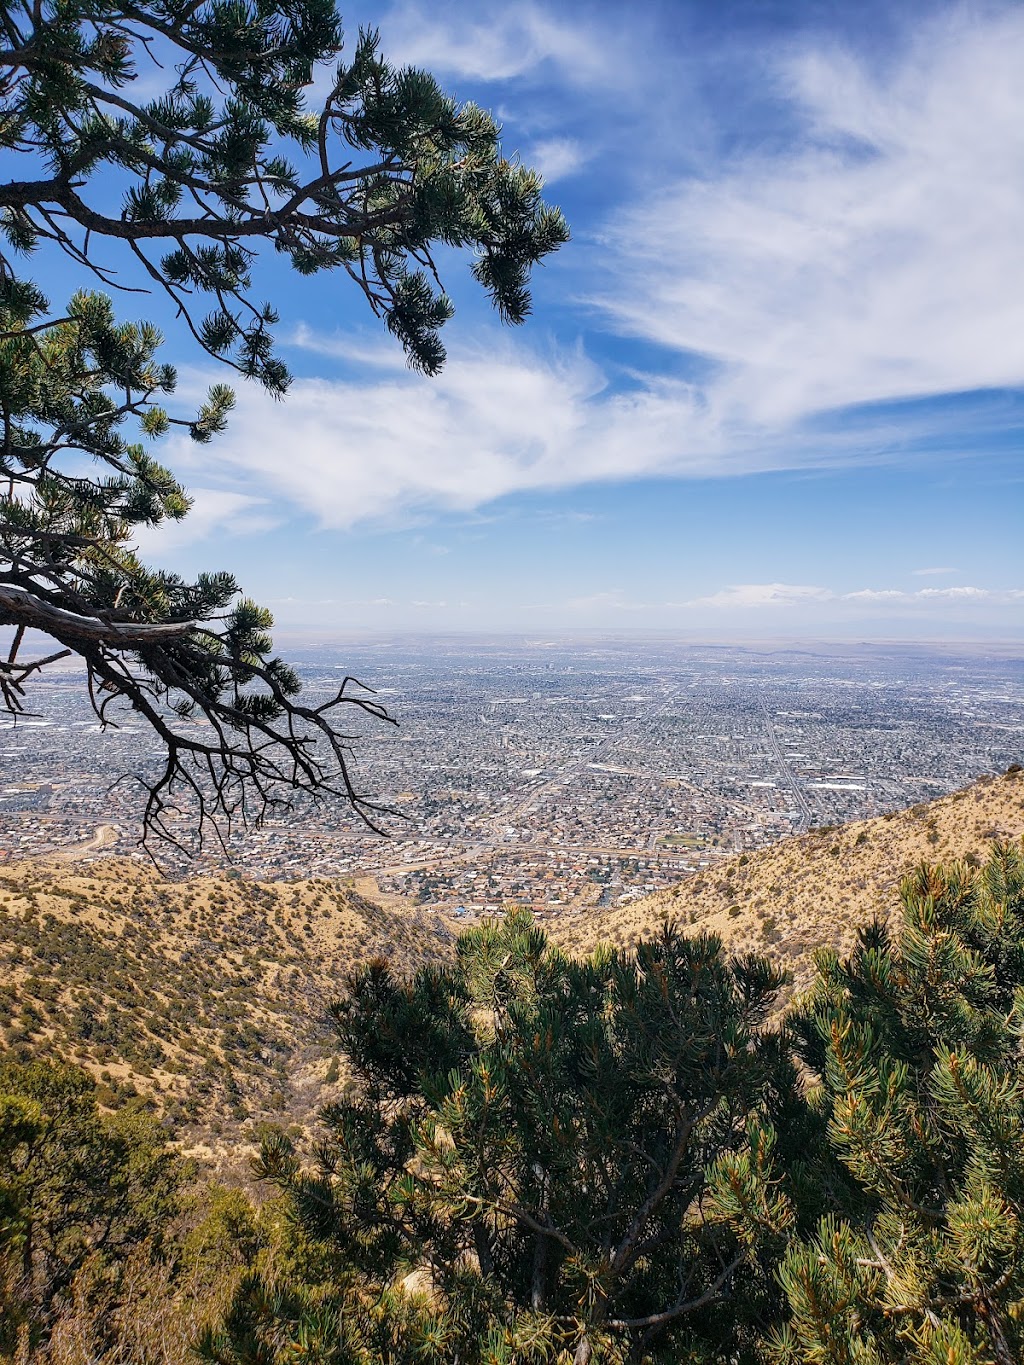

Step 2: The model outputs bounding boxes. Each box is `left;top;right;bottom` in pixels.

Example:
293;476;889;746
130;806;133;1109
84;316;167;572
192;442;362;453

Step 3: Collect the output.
147;0;1024;643
261;8;1024;531
164;325;1021;537
379;1;612;85
133;488;278;553
845;585;1024;603
597;7;1024;424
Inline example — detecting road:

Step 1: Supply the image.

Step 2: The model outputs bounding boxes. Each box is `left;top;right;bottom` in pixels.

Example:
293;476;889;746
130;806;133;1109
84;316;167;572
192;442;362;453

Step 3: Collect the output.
758;697;813;832
57;823;120;860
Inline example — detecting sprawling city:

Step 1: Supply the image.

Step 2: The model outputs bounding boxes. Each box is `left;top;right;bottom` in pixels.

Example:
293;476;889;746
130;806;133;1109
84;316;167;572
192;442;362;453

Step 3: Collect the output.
3;635;1021;914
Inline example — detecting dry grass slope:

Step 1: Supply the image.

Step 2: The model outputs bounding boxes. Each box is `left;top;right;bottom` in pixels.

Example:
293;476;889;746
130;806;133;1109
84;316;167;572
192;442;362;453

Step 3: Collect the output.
551;768;1024;991
3;771;1022;1165
0;858;452;1168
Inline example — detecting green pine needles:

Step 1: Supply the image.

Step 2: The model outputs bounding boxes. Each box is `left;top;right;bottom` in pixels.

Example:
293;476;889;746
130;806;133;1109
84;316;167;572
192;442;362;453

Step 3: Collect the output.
4;840;1024;1359
775;841;1024;1365
194;840;1024;1364
0;1057;181;1358
0;1;568;850
0;3;567;386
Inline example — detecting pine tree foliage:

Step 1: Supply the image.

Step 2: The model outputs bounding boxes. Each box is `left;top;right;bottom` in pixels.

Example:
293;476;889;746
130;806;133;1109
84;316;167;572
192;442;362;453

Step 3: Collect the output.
0;2;568;848
198;842;1024;1365
775;842;1024;1365
201;911;800;1364
0;2;568;385
0;1058;181;1357
5;842;1024;1360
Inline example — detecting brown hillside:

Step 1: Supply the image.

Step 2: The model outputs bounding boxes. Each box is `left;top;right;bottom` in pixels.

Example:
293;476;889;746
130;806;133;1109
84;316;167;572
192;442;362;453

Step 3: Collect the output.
550;768;1024;990
3;771;1022;1169
0;858;452;1171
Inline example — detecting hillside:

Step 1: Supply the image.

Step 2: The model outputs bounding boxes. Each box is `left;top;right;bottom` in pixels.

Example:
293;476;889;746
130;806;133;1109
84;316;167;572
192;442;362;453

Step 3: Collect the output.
0;859;451;1171
551;766;1024;990
2;770;1023;1167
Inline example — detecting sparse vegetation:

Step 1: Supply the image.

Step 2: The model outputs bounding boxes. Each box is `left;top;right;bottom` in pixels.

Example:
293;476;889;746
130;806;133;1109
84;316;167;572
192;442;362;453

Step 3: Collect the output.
0;860;450;1144
3;777;1024;1360
552;767;1024;992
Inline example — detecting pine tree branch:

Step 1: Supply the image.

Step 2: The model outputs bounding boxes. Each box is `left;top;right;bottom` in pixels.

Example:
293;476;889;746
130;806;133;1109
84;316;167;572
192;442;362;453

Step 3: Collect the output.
605;1252;745;1330
0;583;194;642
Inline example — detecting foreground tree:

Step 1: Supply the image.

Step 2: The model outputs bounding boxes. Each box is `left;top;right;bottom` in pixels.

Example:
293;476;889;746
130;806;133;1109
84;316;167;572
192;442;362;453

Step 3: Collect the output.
196;839;1024;1363
0;1055;280;1363
0;1058;181;1357
0;2;568;847
775;841;1024;1365
200;911;800;1364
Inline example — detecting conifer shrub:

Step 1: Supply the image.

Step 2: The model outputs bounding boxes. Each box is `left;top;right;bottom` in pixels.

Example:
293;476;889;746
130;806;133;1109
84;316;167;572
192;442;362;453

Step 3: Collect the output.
200;843;1024;1365
201;912;801;1363
0;1059;181;1356
773;841;1024;1364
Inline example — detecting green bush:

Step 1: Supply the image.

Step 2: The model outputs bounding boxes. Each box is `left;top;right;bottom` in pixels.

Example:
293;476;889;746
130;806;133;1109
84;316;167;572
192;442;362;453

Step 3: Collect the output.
0;1058;181;1355
202;842;1024;1365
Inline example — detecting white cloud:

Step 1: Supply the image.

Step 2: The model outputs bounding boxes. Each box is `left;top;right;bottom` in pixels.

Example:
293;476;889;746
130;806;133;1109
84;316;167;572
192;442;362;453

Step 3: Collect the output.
134;488;278;555
380;2;610;85
164;319;1021;535
842;588;906;602
169;344;605;528
912;566;958;576
683;583;833;610
678;583;1020;613
290;323;411;373
598;8;1024;424
170;342;769;530
916;585;990;599
524;136;588;183
841;585;1023;604
151;10;1024;543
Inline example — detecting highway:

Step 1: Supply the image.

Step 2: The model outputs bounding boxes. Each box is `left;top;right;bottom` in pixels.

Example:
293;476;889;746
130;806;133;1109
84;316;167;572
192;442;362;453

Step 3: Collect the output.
758;697;813;832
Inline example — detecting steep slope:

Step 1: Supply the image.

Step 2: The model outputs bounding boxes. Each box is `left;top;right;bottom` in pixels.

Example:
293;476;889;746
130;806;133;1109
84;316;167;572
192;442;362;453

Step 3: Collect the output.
3;771;1022;1167
0;859;452;1169
551;767;1024;990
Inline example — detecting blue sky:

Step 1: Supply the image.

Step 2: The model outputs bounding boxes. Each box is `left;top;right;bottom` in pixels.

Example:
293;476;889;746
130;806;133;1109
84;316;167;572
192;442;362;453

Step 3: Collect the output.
121;0;1024;636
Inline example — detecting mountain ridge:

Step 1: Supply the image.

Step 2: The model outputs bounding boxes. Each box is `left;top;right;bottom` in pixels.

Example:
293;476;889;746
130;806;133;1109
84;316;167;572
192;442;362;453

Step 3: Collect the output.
0;859;451;1171
1;768;1022;1166
550;766;1024;989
